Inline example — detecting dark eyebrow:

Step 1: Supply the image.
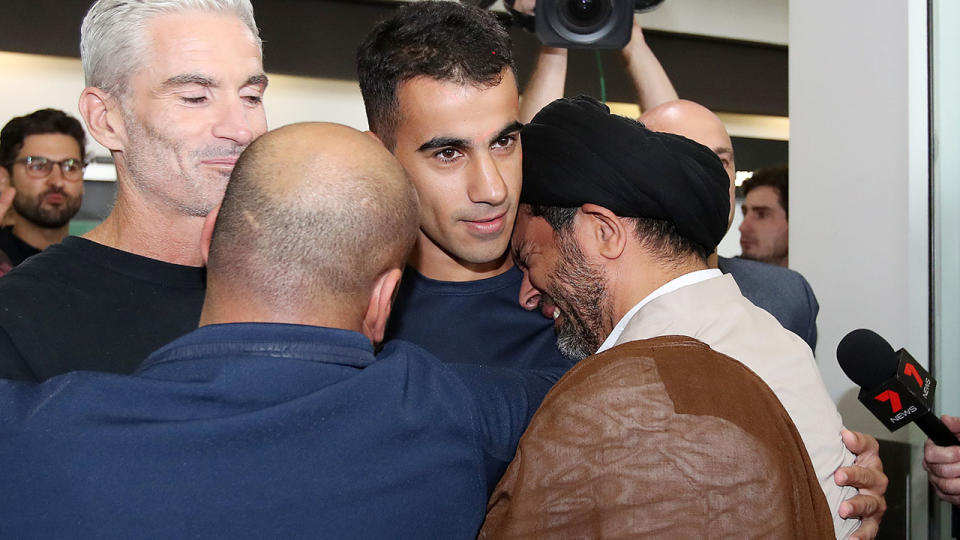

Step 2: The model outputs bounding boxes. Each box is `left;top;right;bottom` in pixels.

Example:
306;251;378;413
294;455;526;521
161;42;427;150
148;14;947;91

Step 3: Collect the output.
417;121;524;153
417;136;470;152
490;121;524;145
161;74;217;91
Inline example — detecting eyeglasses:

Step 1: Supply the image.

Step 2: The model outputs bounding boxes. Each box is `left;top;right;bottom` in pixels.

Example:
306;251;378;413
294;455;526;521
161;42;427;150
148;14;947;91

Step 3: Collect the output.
10;156;86;181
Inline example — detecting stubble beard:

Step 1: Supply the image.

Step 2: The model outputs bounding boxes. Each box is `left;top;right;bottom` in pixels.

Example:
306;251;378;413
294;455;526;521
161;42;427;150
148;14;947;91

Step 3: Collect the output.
122;112;241;218
548;233;613;362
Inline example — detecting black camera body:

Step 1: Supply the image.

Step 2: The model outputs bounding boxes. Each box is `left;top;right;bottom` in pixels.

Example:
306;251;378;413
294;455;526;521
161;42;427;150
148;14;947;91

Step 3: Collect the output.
532;0;664;49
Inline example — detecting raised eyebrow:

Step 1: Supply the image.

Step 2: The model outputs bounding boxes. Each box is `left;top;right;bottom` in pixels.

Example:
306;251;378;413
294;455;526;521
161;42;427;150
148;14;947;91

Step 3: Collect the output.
417;136;470;153
161;74;218;91
490;121;524;145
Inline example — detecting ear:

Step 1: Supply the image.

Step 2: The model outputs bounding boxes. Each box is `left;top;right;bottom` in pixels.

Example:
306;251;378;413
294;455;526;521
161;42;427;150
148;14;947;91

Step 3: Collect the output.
577;203;627;260
518;269;541;311
78;87;126;151
361;267;403;344
0;167;9;191
200;204;221;266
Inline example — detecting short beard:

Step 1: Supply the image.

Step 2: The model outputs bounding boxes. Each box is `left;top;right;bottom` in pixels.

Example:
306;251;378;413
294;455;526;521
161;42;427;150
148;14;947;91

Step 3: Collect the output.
13;188;82;229
547;232;613;362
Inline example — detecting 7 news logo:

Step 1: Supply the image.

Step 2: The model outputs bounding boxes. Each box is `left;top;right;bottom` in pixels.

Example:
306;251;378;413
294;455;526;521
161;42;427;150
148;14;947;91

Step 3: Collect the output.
872;358;931;424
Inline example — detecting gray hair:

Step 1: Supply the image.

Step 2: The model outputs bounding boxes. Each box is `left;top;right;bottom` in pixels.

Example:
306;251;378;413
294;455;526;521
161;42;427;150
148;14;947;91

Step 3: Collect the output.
80;0;261;96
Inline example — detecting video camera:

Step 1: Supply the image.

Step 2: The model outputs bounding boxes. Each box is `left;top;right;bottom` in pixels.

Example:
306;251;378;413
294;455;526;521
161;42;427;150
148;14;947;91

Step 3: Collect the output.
505;0;665;49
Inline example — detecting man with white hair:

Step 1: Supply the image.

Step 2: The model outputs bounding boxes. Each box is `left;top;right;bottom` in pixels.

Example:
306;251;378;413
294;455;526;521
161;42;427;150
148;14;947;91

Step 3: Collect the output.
0;0;268;380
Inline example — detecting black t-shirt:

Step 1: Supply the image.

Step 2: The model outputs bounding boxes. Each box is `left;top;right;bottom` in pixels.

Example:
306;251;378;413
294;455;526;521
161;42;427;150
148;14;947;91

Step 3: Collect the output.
0;236;205;381
0;226;41;267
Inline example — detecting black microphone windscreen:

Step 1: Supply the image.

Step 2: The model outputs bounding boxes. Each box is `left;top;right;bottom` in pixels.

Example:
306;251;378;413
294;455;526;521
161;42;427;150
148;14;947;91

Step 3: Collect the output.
837;328;899;389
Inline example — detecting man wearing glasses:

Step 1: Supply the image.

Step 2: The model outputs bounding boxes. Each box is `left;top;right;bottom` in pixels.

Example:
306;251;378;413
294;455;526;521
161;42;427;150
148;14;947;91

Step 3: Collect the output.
0;109;86;276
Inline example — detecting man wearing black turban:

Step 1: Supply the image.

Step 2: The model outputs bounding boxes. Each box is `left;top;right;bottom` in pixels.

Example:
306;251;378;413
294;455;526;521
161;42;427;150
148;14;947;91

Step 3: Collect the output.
481;96;860;538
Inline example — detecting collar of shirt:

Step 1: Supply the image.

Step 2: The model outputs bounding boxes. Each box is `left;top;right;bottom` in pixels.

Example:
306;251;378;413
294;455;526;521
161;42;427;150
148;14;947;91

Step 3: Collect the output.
595;268;723;354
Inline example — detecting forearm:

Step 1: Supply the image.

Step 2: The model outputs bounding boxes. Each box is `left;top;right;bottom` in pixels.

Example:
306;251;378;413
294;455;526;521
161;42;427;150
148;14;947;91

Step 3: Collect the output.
520;46;568;123
622;25;678;113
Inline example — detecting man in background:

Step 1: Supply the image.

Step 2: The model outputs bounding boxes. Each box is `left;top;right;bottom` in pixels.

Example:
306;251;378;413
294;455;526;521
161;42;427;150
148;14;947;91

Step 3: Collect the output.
640;101;819;349
740;164;790;267
357;1;570;372
0;0;268;380
0;108;86;274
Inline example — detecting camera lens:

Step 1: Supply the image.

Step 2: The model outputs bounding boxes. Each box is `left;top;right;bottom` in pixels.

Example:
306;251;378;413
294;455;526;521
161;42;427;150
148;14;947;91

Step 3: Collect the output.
559;0;612;32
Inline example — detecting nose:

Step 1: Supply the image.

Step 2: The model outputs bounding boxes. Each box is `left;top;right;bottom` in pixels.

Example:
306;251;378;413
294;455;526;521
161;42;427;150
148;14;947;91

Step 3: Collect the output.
467;153;508;206
211;97;256;146
518;269;541;311
739;215;752;235
46;164;68;187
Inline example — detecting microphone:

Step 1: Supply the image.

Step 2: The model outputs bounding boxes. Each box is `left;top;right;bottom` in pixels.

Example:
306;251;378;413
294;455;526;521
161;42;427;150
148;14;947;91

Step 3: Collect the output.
837;328;959;446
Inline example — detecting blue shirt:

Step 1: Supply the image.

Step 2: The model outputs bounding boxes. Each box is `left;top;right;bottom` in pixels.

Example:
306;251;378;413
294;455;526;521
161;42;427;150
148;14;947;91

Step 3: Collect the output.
718;256;819;350
386;266;574;371
0;323;561;539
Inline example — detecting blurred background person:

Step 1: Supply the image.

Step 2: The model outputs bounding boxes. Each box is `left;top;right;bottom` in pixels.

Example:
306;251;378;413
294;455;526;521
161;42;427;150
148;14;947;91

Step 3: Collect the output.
740;164;790;267
0;108;85;274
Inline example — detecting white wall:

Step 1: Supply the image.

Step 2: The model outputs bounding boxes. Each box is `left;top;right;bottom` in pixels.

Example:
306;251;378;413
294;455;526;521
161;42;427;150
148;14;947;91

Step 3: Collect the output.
0;51;369;162
791;4;930;532
790;0;930;437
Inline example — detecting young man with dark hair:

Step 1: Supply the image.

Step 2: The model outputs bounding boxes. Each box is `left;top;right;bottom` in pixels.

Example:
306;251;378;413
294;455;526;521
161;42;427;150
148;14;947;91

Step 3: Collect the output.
357;1;570;372
0;108;86;273
740;164;790;267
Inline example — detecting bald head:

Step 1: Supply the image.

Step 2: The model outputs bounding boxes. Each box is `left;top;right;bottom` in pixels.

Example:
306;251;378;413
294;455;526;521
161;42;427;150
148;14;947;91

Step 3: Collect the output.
207;122;419;315
641;100;736;227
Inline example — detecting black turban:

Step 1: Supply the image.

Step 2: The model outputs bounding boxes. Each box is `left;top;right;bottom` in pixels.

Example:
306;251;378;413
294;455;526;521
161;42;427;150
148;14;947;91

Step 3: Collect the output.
520;96;730;254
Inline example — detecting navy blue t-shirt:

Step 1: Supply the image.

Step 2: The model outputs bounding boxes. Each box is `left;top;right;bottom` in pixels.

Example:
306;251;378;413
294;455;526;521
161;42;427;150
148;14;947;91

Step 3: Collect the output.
386;266;573;372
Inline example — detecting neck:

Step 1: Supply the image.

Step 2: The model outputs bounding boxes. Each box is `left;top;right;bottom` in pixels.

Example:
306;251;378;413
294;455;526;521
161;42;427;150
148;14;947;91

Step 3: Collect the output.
408;234;513;282
611;255;709;324
707;251;719;269
10;219;68;251
199;288;364;334
83;177;206;266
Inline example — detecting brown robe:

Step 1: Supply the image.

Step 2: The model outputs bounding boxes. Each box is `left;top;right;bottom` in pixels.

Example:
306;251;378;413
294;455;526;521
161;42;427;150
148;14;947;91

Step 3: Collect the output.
481;335;834;539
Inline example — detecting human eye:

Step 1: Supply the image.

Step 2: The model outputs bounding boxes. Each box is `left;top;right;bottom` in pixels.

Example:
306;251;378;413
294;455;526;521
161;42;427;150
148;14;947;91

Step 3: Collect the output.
241;89;264;106
433;148;463;164
62;159;83;173
511;250;526;271
26;157;50;173
492;134;518;151
180;95;208;105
